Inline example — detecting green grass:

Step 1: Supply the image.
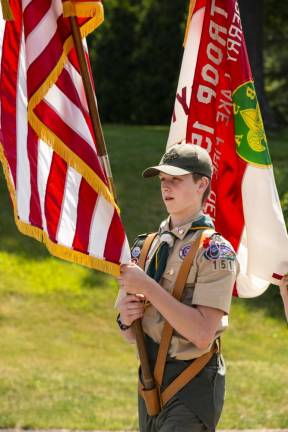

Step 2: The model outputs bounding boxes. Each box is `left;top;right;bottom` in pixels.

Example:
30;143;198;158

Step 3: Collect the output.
0;125;287;430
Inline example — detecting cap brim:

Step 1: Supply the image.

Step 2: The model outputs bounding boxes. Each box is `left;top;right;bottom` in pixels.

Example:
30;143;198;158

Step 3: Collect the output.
142;164;191;178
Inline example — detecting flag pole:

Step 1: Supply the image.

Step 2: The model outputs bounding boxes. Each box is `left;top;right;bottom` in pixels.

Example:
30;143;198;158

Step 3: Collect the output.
69;16;155;393
0;0;14;20
70;16;116;200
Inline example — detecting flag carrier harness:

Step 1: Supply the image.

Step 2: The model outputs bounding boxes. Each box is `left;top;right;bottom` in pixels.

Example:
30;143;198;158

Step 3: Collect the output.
137;231;220;416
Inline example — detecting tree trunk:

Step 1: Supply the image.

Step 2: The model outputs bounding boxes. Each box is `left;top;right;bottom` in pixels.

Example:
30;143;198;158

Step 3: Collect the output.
238;0;276;128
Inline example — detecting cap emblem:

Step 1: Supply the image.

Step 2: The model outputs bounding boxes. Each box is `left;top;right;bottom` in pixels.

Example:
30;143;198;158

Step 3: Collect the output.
162;149;178;164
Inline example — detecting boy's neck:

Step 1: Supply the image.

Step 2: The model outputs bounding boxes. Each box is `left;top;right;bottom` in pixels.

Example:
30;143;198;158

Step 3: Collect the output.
169;208;203;229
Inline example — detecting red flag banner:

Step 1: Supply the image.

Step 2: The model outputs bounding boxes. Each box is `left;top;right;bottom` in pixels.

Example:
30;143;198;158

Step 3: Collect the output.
0;0;130;276
168;0;288;297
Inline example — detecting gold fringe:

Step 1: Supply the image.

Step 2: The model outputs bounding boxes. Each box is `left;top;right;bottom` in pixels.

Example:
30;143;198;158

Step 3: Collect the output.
28;111;120;213
63;1;104;20
27;15;120;213
183;0;196;47
44;236;120;277
1;0;14;21
0;142;22;235
0;141;120;278
17;216;120;277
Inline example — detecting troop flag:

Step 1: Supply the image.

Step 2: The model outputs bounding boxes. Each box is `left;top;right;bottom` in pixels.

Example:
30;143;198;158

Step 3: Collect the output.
0;0;130;277
168;0;288;297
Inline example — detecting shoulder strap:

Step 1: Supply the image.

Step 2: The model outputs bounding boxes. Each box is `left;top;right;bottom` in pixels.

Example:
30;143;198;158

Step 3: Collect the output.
154;231;206;388
138;232;158;270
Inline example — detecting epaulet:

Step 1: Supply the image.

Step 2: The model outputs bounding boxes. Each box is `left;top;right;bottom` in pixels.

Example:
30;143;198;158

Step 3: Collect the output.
131;233;150;262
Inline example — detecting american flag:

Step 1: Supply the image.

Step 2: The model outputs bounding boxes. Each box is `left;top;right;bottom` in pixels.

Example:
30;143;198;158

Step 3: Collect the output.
0;0;130;277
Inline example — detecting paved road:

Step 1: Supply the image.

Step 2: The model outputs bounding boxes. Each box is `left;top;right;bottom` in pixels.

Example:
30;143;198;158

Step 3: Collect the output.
2;429;288;432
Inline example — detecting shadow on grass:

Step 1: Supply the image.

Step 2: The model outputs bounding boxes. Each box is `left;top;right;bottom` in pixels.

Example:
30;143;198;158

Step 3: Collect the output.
0;181;49;262
238;284;286;321
81;267;116;290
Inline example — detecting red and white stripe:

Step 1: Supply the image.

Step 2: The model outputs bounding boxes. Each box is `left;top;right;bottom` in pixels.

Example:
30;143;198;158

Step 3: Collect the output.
0;1;130;275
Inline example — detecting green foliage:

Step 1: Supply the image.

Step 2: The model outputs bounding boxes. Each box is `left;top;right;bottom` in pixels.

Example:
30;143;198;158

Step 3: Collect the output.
264;0;288;124
87;1;288;126
88;0;187;124
88;1;138;123
268;128;288;225
131;0;187;124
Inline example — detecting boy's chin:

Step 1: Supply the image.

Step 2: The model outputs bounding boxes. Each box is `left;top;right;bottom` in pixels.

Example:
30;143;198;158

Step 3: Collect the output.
164;202;176;213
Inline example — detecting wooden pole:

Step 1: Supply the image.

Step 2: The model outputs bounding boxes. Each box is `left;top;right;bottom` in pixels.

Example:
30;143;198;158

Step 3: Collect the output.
1;0;14;20
133;320;154;389
70;16;116;199
69;16;155;392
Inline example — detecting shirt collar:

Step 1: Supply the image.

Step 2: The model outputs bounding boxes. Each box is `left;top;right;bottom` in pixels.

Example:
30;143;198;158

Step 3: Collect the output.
159;212;213;240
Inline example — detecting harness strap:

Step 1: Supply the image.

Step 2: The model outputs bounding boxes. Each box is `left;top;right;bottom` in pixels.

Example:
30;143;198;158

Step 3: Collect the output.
154;231;206;389
138;232;158;270
161;341;218;406
138;229;219;409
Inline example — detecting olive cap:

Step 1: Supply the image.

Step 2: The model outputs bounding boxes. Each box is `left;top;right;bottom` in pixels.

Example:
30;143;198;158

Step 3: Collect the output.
142;143;213;179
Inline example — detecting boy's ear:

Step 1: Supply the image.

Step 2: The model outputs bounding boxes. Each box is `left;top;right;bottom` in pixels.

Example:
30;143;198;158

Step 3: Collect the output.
198;177;208;190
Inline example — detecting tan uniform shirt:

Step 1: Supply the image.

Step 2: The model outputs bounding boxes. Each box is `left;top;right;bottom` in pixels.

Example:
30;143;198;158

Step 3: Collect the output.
116;214;239;361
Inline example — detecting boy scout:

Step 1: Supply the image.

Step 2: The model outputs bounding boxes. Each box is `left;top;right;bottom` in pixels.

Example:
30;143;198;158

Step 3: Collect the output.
116;143;239;432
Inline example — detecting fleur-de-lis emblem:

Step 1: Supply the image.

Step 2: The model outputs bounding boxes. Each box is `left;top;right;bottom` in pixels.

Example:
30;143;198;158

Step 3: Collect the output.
162;149;179;163
240;104;267;152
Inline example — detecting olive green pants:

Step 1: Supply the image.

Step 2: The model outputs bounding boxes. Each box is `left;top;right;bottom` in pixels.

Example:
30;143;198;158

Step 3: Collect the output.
138;394;209;432
138;335;225;432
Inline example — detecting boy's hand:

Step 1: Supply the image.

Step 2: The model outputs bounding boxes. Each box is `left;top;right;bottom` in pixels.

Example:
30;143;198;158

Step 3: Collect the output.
117;294;145;327
118;262;154;295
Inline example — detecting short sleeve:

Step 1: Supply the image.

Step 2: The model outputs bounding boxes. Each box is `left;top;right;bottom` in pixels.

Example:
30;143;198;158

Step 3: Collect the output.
192;234;239;314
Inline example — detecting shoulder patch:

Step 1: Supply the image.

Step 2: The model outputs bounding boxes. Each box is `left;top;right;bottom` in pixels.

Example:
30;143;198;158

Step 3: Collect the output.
203;234;236;261
179;243;192;260
131;233;149;263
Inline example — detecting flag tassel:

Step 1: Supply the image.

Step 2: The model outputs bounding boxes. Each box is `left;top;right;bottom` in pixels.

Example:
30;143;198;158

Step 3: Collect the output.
1;0;14;20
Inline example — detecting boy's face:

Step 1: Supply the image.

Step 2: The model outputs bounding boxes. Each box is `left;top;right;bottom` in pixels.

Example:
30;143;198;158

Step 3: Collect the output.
159;172;205;219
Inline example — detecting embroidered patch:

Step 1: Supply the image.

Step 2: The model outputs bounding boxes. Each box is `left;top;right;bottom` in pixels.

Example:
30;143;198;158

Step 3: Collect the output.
212;259;235;271
131;246;141;259
204;238;235;261
179;243;191;260
162;148;178;163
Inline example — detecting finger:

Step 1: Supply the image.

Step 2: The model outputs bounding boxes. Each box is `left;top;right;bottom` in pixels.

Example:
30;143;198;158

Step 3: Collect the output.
126;303;144;311
120;264;129;273
124;294;142;302
127;305;145;313
128;311;144;320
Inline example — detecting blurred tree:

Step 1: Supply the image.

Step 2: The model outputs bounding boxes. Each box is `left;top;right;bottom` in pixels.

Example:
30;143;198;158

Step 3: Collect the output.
88;0;138;123
88;0;187;124
264;0;288;125
88;0;287;127
238;0;280;128
132;0;187;124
